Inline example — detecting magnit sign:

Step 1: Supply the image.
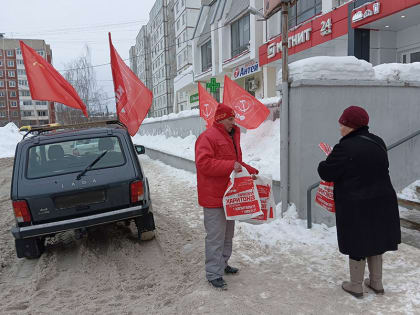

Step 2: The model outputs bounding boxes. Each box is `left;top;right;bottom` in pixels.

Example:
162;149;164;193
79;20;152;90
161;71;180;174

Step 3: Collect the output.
232;60;260;80
267;28;312;59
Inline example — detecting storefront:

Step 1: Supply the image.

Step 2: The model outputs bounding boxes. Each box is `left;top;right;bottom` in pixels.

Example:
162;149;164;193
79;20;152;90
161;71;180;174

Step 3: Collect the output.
259;0;420;82
231;59;263;98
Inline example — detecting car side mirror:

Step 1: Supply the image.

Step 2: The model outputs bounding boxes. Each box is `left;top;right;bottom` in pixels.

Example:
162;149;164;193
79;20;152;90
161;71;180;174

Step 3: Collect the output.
135;145;145;155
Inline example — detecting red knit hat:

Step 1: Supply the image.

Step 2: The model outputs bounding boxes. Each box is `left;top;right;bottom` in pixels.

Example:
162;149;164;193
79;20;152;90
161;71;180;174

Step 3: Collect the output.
214;103;235;122
338;106;369;129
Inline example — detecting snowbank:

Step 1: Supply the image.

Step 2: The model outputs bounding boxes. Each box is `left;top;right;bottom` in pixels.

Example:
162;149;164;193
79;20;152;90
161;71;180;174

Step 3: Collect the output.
0;123;23;158
237;203;337;250
373;62;420;81
277;56;375;83
277;56;420;84
398;179;420;202
133;118;281;181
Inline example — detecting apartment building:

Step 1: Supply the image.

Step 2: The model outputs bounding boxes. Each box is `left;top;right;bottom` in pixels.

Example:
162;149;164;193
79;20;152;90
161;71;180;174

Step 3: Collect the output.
173;0;201;112
0;35;55;127
146;0;177;117
135;25;153;92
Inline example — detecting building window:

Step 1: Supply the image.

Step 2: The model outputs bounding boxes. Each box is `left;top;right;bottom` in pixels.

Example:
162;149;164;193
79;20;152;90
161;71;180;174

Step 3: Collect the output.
0;50;2;56
7;50;13;57
17;60;24;65
177;19;181;31
38;110;47;116
0;81;3;88
289;0;322;28
10;91;17;97
0;111;5;118
0;70;3;77
9;81;16;88
0;91;4;97
22;110;33;117
201;40;212;72
8;71;15;77
411;51;420;63
18;69;26;75
7;60;15;67
16;48;21;55
0;101;4;107
0;60;2;67
23;100;32;105
231;14;250;57
19;90;31;97
10;101;17;107
12;111;19;117
182;13;185;25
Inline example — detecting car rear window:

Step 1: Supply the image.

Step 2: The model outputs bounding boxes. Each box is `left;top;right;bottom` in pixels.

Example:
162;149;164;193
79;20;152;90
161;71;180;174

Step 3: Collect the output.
27;136;125;179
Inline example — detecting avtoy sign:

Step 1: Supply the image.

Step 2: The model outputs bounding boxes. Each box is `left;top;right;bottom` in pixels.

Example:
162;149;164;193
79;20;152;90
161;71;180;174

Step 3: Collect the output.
232;60;260;80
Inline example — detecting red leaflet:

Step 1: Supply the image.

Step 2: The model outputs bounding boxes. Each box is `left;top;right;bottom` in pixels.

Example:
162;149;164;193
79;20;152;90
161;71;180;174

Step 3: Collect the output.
222;75;269;129
109;33;153;136
20;41;88;117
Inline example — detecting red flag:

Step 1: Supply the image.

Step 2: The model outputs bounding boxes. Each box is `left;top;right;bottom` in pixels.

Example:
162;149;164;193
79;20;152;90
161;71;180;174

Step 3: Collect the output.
223;75;270;129
198;83;218;128
19;41;88;117
109;33;153;136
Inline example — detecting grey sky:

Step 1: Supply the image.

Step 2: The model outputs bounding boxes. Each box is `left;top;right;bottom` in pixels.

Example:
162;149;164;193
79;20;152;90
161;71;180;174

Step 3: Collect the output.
2;0;156;112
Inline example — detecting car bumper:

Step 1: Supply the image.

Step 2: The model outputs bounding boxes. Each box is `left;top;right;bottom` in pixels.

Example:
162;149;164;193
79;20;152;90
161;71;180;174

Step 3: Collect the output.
11;203;151;239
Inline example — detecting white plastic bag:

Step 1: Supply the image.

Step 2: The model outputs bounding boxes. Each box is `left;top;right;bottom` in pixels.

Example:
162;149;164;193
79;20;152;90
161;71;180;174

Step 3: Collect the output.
223;168;263;220
244;175;276;224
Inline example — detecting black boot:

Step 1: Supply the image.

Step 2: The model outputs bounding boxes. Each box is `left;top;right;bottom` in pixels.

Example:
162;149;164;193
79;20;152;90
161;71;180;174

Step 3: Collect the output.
208;277;227;289
224;265;239;274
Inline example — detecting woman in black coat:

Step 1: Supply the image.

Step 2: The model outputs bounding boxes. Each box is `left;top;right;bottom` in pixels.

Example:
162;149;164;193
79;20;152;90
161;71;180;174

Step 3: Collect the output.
318;106;401;298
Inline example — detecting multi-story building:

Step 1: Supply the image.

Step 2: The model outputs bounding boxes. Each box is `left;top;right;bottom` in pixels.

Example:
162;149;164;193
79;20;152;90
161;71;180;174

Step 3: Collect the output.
192;0;271;104
129;45;137;76
172;0;201;112
146;0;177;117
0;35;55;127
135;25;153;92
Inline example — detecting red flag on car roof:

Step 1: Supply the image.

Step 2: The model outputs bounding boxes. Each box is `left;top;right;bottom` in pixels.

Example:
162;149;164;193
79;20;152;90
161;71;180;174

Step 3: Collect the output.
19;41;88;117
223;75;269;129
109;33;153;136
198;83;218;128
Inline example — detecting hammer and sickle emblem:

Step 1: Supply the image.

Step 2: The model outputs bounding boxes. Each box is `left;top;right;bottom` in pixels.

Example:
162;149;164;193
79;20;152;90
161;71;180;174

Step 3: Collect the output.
32;61;45;69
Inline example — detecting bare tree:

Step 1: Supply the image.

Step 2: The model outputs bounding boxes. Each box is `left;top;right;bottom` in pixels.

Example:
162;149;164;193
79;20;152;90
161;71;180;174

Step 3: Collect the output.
56;45;110;124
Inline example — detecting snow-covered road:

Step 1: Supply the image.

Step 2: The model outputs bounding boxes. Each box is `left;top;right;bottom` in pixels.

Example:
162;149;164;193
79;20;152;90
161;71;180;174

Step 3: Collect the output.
1;156;420;314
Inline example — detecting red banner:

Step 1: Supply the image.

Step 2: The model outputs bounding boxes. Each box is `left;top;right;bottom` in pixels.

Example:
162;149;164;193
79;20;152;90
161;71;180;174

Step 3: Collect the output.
222;76;269;129
20;41;88;117
198;83;218;128
109;33;153;136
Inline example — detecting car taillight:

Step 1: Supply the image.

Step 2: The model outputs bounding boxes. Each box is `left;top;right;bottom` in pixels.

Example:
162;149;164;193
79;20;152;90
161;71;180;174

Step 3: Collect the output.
12;200;31;223
130;180;144;203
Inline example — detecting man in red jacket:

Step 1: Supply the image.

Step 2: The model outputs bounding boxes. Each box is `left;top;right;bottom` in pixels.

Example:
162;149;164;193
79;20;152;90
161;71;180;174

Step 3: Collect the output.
195;103;259;289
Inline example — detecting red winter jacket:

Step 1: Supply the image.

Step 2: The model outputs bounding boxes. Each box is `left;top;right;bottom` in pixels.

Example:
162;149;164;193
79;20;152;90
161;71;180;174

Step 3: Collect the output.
195;122;259;208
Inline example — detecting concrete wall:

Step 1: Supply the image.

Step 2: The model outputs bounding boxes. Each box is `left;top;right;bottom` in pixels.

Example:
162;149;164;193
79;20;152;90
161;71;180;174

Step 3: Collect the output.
139;115;206;138
286;80;420;226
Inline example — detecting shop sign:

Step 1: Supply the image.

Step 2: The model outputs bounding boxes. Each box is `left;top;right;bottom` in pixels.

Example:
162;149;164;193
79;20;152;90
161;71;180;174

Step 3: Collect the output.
320;18;332;36
206;78;220;93
190;93;199;103
267;28;312;59
352;2;380;24
232;60;260;80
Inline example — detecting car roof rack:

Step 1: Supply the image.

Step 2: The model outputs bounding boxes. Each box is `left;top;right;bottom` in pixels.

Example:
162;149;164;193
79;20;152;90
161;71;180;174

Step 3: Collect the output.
20;120;126;139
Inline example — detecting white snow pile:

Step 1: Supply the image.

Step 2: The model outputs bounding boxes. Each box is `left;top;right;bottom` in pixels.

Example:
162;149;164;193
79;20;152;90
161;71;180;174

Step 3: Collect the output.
236;203;337;250
133;118;281;181
277;56;420;83
398;179;420;202
0;123;23;158
373;62;420;81
277;56;375;83
143;109;200;124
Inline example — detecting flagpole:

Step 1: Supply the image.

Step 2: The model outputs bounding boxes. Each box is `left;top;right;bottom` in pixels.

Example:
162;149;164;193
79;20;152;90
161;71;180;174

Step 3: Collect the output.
108;32;119;123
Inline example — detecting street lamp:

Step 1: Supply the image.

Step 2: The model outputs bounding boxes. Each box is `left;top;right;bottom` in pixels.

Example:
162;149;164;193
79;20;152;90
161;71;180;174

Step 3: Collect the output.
249;0;296;217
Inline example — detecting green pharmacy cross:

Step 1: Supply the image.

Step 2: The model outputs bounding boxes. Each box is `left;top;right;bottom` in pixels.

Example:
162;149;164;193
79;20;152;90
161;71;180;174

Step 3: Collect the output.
206;78;220;93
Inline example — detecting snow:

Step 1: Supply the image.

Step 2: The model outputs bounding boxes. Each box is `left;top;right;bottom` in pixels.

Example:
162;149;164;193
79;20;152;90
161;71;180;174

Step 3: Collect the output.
133;118;281;181
276;56;420;84
373;62;420;82
142;109;200;124
398;179;420;202
0;123;23;158
277;56;375;83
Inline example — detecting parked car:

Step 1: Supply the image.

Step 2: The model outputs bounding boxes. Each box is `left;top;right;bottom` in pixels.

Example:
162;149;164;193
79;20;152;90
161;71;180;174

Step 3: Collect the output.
11;122;155;259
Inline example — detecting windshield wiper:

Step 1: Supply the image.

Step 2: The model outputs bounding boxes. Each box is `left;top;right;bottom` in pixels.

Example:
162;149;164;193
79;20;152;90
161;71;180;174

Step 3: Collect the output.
76;150;108;180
